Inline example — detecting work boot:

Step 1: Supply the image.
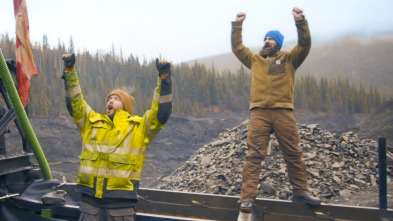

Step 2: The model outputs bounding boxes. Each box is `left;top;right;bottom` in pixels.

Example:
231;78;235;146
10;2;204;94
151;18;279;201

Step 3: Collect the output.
292;194;321;206
239;201;253;213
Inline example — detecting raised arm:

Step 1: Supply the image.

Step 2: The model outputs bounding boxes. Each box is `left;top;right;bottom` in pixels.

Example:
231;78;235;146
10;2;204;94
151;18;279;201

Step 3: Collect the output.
62;53;92;130
290;7;311;69
231;12;253;69
155;58;172;125
61;54;74;116
141;58;173;140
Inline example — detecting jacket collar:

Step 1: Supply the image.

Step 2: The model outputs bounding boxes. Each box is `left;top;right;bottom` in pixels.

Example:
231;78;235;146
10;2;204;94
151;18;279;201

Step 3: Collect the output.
112;109;131;124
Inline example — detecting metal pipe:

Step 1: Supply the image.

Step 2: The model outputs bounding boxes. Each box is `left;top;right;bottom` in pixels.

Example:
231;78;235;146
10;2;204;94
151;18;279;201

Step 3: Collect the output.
378;137;387;209
0;193;20;200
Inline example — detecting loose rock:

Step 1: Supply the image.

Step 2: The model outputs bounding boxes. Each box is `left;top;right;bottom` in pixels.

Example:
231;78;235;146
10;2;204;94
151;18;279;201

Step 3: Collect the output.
155;121;393;203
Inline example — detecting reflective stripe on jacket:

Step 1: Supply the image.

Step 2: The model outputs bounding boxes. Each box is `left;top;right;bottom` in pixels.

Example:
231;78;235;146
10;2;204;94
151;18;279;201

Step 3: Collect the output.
64;68;172;199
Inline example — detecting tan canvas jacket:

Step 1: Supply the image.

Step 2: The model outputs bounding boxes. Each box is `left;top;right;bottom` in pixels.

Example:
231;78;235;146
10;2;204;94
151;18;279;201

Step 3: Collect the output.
231;18;311;110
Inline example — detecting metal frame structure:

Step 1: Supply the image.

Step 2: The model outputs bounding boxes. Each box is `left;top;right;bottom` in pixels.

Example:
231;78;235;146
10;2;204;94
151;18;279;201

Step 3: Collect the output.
4;185;393;221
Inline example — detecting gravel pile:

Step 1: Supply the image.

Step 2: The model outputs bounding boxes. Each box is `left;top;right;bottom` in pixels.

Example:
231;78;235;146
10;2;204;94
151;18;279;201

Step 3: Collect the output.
156;120;393;202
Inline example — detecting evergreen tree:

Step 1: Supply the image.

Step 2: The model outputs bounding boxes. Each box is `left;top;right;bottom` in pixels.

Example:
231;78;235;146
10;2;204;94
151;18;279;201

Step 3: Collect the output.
0;33;387;117
69;36;75;53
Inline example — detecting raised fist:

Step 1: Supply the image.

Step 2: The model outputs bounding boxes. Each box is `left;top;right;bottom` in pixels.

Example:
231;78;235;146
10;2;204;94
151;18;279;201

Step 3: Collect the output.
236;12;246;22
292;7;303;20
156;58;171;77
62;53;75;68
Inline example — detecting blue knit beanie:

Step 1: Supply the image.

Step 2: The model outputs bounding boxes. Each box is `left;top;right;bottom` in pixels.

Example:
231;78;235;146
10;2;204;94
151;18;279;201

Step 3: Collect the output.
265;30;284;49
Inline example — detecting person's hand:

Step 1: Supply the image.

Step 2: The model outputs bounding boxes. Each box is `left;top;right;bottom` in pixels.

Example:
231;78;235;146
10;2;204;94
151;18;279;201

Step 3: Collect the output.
62;53;75;68
236;12;246;22
156;58;171;78
292;7;303;21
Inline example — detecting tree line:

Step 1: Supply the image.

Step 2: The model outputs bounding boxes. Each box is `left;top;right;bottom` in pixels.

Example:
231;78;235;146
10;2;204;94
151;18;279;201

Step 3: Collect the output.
0;33;385;117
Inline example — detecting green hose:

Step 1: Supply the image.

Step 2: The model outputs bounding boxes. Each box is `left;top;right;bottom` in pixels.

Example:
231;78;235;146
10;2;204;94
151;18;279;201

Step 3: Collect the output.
0;49;52;180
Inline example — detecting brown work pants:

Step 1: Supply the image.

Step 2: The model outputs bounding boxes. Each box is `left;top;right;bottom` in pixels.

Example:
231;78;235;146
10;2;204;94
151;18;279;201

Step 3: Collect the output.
78;201;136;221
240;108;308;202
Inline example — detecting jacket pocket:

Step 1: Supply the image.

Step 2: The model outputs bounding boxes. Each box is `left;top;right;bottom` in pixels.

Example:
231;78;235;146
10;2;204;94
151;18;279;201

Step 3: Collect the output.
106;155;136;191
108;207;136;219
269;59;286;74
107;177;134;191
77;151;99;188
90;121;108;142
79;201;99;215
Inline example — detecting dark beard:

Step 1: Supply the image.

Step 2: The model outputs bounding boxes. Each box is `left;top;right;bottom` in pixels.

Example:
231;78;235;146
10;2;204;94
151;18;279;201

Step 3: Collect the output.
259;44;279;58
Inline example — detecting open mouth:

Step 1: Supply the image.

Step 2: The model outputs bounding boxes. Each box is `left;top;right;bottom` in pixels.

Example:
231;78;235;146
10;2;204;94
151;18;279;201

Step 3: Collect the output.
106;105;113;113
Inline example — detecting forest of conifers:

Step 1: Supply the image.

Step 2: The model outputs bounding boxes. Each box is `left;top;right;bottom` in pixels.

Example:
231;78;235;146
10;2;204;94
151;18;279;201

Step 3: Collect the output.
0;34;384;117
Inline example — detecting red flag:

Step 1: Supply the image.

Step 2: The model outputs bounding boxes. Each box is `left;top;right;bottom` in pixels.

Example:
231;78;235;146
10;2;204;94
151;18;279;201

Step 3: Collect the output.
14;0;38;107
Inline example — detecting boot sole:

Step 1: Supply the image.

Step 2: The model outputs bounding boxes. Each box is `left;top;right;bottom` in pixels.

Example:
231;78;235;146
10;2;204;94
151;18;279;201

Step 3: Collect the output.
292;197;321;206
302;199;321;206
240;207;253;213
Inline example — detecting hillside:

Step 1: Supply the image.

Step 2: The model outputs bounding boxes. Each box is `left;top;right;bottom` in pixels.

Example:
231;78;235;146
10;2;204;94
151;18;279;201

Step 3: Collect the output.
191;34;393;97
348;99;393;145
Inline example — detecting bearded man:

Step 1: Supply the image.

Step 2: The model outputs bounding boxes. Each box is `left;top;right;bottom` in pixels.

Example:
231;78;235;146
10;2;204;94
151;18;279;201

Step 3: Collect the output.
62;53;172;220
231;7;321;213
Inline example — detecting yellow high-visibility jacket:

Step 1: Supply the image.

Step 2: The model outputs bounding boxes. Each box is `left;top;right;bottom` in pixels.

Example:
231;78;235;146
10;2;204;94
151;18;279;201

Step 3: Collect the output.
64;68;172;200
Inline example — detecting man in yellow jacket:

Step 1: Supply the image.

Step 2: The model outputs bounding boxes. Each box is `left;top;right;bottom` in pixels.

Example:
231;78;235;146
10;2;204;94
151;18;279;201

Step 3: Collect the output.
62;53;172;220
231;7;320;213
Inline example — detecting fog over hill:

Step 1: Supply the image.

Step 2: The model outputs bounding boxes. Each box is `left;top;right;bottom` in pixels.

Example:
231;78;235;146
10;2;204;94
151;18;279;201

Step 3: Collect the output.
189;33;393;97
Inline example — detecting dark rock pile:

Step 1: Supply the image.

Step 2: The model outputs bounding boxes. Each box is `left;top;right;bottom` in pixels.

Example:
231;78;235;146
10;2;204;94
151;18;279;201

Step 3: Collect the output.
156;120;393;202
